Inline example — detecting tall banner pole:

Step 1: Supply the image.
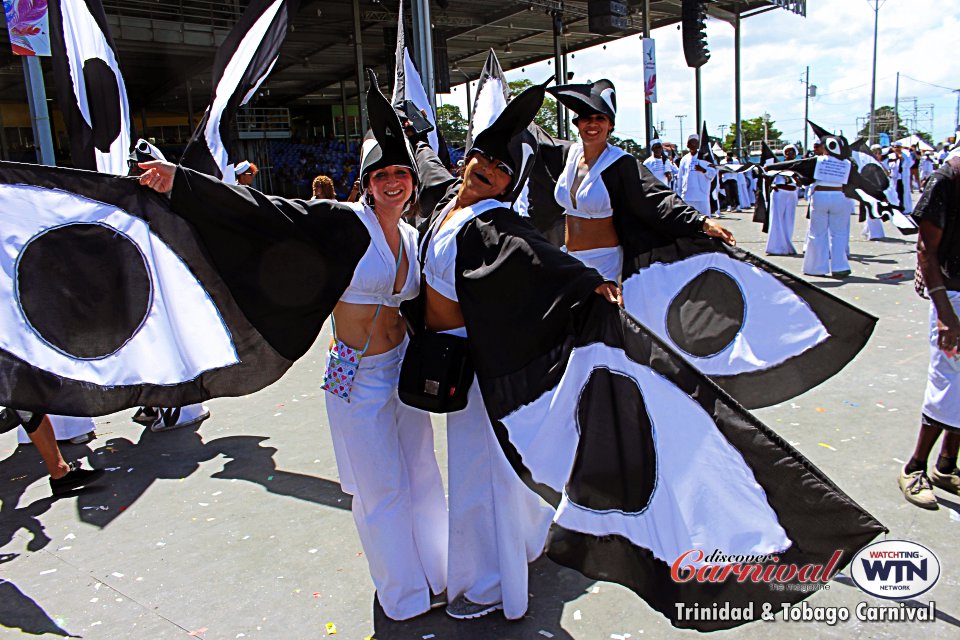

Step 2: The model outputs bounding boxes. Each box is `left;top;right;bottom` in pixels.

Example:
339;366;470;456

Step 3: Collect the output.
22;56;56;166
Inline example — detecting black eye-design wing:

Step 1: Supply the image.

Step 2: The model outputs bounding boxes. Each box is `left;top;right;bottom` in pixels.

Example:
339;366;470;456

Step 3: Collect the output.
0;162;365;416
622;238;876;409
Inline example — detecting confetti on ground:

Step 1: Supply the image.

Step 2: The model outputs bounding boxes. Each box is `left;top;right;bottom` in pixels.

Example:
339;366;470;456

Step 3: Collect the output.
267;476;274;481
156;542;166;547
818;443;837;451
573;609;582;621
111;572;124;578
591;586;601;593
64;533;75;540
325;622;337;634
893;458;906;464
422;635;435;640
39;569;56;575
57;546;71;551
815;407;826;413
212;491;222;496
313;592;322;598
91;621;102;627
90;597;98;603
309;549;318;554
538;631;555;638
189;628;208;637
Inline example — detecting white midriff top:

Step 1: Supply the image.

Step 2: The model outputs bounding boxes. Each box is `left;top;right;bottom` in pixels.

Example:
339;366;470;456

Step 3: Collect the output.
340;202;420;307
420;198;502;303
554;142;629;220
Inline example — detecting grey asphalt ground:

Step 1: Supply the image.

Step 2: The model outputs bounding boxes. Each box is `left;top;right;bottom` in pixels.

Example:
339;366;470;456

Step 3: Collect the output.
2;197;959;640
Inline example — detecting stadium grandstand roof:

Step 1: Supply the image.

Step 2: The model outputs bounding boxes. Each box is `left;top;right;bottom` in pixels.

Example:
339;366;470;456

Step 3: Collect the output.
0;0;803;113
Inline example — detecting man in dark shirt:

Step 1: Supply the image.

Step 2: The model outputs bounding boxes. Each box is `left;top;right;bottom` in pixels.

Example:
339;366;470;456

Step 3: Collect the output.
899;155;960;508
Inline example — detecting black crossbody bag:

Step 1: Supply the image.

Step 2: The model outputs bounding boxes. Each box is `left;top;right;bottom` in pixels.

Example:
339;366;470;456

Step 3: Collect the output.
398;215;474;413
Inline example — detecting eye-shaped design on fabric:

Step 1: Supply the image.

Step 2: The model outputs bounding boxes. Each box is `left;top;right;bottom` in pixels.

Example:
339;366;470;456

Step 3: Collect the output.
59;0;130;175
498;343;790;566
622;246;874;409
0;183;239;386
624;252;828;375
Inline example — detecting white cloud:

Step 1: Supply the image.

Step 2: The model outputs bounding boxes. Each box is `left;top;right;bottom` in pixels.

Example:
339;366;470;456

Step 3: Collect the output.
438;0;960;150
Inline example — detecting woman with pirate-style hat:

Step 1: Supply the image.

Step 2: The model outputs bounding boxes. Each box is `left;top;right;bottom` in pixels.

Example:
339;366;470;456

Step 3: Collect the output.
404;79;620;621
138;71;448;621
546;79;734;282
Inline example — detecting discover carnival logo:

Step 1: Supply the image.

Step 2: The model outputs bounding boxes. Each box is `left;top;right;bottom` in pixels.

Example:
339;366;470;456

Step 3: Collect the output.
850;540;941;599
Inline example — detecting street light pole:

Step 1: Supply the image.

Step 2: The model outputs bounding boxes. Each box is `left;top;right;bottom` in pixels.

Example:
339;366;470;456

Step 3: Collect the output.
868;0;879;144
676;114;687;143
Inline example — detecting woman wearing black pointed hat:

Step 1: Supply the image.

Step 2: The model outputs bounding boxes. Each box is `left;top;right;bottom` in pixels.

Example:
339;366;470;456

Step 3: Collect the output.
137;71;448;621
546;79;734;282
405;80;620;620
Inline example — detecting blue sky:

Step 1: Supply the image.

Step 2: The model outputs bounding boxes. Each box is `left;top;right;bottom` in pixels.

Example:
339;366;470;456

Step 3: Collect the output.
437;0;960;148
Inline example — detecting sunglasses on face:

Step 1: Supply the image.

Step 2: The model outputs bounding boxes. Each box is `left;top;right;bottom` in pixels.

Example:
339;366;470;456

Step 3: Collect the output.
470;148;514;178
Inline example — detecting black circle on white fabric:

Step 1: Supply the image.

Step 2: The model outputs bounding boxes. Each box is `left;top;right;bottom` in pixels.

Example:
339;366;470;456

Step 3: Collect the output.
17;223;151;359
666;268;745;358
568;368;656;513
82;58;122;152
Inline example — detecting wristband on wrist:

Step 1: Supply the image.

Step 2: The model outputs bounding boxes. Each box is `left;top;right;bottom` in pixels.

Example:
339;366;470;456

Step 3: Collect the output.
927;285;947;295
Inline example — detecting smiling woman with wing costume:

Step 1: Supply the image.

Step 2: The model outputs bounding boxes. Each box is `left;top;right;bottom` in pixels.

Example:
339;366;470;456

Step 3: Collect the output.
137;72;448;621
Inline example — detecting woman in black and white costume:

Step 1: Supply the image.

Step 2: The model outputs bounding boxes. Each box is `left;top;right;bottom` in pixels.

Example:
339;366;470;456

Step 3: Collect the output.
546;80;735;283
321;75;448;621
410;82;620;620
137;75;447;621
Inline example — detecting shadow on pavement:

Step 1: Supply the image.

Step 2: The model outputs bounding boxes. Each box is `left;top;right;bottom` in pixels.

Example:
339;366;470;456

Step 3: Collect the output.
371;556;594;639
74;428;351;528
0;580;79;637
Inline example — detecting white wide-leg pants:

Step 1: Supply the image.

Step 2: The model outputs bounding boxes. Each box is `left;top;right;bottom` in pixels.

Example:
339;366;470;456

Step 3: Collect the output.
765;189;799;255
325;340;448;620
803;191;852;275
446;377;554;620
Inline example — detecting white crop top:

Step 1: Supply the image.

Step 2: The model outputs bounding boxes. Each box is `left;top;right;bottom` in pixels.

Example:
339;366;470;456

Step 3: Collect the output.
340;202;420;307
554;142;629;219
420;198;502;302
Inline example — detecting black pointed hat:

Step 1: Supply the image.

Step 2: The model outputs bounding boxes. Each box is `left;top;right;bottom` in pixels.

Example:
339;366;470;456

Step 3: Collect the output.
760;140;776;166
696;122;715;162
807;120;850;160
359;68;418;188
470;80;546;204
546;79;616;124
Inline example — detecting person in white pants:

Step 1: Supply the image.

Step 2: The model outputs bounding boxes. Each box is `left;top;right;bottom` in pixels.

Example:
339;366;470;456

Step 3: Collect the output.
804;183;853;277
677;134;717;217
766;146;801;255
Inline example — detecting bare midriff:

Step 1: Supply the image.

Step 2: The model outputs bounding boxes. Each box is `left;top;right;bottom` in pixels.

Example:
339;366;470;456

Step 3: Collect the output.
565;215;619;252
424;284;465;332
331;303;408;356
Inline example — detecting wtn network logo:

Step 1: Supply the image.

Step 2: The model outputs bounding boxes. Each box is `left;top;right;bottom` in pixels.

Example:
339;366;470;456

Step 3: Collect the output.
851;541;940;599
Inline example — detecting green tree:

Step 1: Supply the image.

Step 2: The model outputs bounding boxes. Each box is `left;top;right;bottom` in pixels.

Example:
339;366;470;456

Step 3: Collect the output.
723;116;783;149
509;79;559;137
436;103;468;145
857;105;909;140
916;130;934;146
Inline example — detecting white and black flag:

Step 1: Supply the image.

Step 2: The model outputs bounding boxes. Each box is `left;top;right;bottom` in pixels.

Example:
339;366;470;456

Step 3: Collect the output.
180;0;299;183
450;208;885;632
0;161;369;416
48;0;131;175
465;49;511;153
622;238;877;409
390;0;440;154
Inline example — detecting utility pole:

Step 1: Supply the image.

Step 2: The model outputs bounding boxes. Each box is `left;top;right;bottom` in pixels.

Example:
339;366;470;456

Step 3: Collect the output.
868;0;879;144
894;71;900;141
954;89;960;133
718;124;727;140
676;114;687;144
804;66;810;151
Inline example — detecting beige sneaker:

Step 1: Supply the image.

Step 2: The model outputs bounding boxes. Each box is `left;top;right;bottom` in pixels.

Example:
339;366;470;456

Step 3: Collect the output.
898;468;938;509
931;467;960;494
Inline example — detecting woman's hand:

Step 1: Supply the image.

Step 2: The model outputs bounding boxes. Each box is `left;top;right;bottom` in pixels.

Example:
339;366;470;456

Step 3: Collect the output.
138;160;176;194
935;305;960;356
703;218;736;246
595;282;623;307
